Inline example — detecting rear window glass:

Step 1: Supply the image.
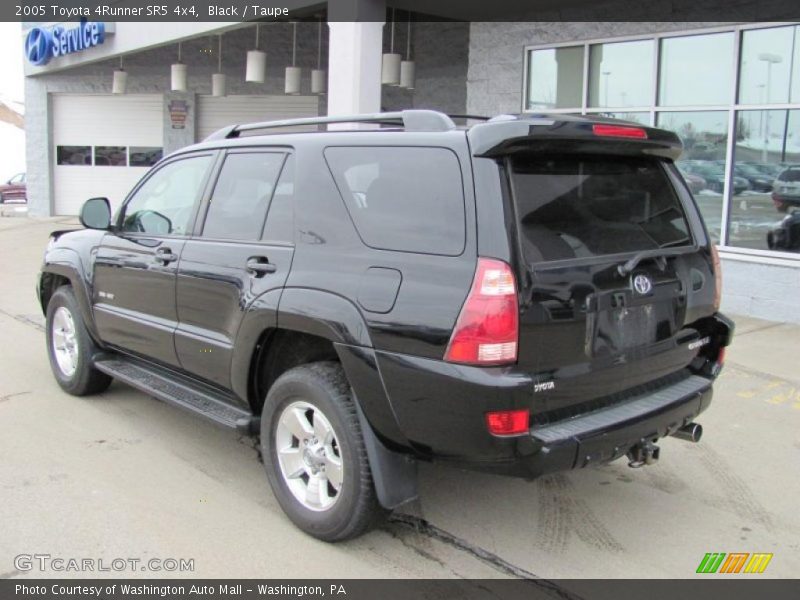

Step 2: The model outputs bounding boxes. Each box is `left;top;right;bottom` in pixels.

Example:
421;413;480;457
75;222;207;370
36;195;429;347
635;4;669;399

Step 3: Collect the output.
324;147;466;255
509;155;692;262
778;169;800;182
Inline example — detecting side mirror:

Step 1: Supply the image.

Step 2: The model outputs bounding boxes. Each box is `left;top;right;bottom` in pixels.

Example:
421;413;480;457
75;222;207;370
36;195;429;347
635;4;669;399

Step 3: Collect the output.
79;197;112;230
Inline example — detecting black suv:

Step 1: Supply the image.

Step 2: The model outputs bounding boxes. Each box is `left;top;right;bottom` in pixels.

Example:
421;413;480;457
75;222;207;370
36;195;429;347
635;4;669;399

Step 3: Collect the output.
39;111;733;541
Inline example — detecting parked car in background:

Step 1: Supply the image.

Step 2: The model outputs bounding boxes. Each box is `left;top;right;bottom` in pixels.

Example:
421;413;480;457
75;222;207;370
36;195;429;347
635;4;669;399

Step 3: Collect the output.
680;161;749;194
742;161;783;179
0;172;26;203
733;164;774;192
772;166;800;212
767;209;800;251
677;165;707;194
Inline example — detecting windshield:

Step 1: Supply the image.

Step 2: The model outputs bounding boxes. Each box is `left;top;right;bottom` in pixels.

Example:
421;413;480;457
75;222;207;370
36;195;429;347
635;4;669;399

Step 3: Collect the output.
509;154;693;262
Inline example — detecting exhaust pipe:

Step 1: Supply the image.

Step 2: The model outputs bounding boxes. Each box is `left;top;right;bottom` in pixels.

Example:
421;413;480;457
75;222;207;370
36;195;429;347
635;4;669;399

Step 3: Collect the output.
673;422;703;443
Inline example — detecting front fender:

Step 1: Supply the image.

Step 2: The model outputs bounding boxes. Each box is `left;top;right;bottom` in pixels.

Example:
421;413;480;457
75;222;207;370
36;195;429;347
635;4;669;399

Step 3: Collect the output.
40;248;102;344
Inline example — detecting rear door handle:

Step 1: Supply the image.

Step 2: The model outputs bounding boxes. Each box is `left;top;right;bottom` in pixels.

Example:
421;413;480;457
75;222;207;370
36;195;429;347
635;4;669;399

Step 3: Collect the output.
155;247;178;264
246;257;277;276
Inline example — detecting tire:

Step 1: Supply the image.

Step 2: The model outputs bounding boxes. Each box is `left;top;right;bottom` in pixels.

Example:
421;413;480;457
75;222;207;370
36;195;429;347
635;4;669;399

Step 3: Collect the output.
260;361;382;542
45;286;112;396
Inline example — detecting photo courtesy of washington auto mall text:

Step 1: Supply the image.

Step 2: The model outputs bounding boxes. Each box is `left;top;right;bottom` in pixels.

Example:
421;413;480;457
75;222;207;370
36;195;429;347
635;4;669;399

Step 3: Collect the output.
2;0;800;599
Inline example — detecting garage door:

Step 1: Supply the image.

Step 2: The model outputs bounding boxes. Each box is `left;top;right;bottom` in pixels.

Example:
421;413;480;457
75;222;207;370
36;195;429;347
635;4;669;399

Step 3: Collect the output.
196;95;320;142
53;94;163;215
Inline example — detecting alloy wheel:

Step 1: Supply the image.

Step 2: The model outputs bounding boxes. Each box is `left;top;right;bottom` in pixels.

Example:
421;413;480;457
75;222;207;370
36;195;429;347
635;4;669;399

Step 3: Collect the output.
275;400;344;512
52;306;79;378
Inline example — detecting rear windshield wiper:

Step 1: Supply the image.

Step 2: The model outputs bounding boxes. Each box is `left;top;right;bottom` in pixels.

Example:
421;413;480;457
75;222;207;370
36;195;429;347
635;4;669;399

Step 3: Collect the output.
617;245;699;276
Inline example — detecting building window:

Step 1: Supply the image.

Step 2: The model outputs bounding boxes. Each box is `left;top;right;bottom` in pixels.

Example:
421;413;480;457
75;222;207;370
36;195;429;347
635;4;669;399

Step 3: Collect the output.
595;111;651;125
588;40;654;108
130;147;163;167
523;24;800;258
730;109;800;252
56;146;91;166
526;46;584;110
94;146;127;166
658;32;735;107
739;25;800;105
661;111;730;243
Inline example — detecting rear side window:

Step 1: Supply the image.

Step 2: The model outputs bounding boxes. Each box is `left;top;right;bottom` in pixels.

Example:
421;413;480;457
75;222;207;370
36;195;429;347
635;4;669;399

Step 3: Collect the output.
509;155;692;262
203;152;285;241
324;146;466;255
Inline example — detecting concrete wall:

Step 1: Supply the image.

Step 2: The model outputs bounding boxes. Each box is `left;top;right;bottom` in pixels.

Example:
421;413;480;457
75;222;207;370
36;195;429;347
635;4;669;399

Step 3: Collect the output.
25;23;328;216
720;257;800;324
381;21;470;114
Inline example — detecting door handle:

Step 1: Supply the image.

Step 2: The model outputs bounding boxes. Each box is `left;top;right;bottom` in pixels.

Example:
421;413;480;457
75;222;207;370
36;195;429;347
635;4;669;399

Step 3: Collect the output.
154;247;178;264
246;257;277;276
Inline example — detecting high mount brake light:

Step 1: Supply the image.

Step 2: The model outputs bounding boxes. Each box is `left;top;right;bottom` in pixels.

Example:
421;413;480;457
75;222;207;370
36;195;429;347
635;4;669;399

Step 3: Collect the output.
592;124;648;139
445;258;518;365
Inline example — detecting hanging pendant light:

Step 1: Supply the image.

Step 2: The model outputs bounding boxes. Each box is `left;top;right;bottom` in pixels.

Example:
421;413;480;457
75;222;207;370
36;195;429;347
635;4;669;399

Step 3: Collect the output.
311;18;326;95
112;56;127;94
212;35;226;97
381;9;401;86
246;24;267;83
285;22;301;95
171;42;187;91
400;16;415;90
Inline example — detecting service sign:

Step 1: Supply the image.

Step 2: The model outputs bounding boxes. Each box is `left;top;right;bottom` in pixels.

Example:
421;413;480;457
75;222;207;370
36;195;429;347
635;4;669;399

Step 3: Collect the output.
25;20;106;66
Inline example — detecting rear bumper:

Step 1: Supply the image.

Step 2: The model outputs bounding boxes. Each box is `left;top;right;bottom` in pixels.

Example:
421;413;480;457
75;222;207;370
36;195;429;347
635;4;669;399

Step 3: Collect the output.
373;314;732;479
511;376;712;478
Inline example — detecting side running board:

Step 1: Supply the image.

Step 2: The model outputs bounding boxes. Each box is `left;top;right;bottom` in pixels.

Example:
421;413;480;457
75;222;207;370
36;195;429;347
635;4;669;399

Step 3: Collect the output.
94;357;254;432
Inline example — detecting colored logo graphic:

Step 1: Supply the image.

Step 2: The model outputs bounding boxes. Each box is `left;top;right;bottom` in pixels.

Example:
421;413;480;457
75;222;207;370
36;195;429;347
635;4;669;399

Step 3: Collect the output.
24;21;107;66
696;552;773;574
25;27;53;66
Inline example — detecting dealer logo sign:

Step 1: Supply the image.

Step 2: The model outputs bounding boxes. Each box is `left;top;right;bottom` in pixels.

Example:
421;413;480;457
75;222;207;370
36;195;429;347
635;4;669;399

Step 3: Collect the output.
25;21;106;66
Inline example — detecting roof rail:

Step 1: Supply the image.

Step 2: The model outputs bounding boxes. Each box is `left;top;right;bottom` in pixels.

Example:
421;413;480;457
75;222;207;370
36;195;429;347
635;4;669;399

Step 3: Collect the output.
204;109;457;141
448;114;490;121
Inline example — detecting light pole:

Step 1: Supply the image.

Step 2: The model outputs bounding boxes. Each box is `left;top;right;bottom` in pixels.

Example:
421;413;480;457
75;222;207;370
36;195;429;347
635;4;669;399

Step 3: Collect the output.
602;70;611;106
758;52;782;163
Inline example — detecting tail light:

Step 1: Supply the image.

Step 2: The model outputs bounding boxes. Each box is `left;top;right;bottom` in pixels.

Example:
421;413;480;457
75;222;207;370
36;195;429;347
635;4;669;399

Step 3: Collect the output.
592;124;648;139
444;258;518;365
486;409;530;436
711;245;722;311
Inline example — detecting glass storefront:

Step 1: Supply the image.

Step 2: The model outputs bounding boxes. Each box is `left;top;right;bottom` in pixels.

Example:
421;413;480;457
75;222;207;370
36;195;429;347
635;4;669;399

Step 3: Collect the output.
659;111;729;243
588;40;653;108
526;46;584;110
524;23;800;257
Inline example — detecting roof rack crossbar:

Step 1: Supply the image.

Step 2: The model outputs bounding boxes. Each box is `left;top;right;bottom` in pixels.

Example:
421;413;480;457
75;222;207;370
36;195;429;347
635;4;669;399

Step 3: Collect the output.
204;110;456;141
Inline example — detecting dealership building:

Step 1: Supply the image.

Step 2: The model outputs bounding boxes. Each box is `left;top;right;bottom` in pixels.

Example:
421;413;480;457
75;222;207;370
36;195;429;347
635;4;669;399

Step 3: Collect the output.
20;5;800;322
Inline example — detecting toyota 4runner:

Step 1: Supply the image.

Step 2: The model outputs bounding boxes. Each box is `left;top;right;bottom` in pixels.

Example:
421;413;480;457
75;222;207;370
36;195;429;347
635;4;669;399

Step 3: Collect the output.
38;111;733;541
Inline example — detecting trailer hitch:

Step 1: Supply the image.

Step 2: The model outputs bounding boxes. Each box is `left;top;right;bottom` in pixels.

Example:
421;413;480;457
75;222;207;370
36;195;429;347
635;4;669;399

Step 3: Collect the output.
627;439;660;468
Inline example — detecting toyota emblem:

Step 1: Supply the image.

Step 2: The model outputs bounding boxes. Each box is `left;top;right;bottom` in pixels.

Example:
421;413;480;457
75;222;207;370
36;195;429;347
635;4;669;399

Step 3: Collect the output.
25;27;53;66
633;274;653;295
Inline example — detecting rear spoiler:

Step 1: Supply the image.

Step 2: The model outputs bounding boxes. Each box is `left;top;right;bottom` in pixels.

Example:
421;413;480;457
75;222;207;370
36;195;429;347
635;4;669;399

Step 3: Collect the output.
467;115;683;161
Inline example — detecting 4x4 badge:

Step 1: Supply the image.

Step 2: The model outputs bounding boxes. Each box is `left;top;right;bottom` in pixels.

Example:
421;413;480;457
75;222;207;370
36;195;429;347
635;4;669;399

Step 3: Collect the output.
633;274;653;295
